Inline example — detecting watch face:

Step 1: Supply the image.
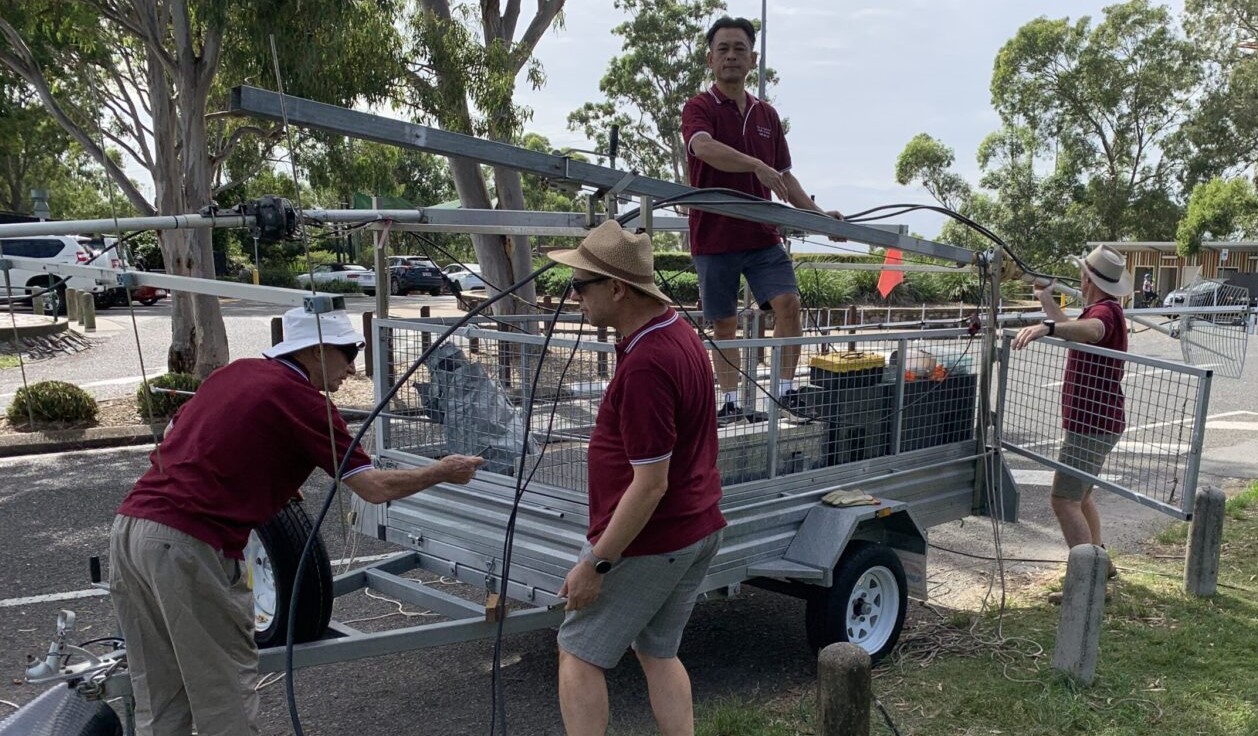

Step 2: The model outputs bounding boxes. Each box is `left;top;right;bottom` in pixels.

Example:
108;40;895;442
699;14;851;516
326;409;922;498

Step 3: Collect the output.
594;559;613;574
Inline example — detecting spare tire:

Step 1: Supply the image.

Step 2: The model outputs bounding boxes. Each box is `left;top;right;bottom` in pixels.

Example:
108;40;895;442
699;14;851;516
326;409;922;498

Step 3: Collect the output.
246;500;334;648
0;683;122;736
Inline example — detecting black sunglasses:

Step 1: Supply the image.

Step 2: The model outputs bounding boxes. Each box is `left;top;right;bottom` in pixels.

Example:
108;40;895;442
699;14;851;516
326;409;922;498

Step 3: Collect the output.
334;343;360;363
569;276;612;295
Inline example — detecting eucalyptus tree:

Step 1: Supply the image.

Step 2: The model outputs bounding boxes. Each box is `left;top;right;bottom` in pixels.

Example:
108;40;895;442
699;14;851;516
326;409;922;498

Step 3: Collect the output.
0;0;401;376
402;0;566;315
991;0;1201;241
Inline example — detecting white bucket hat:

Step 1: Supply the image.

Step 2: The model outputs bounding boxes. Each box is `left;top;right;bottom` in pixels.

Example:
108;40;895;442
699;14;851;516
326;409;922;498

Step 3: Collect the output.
263;308;364;358
1071;245;1133;298
548;220;672;304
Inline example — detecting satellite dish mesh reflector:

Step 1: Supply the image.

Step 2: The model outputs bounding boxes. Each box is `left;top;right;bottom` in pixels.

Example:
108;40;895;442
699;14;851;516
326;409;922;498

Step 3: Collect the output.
1177;282;1250;379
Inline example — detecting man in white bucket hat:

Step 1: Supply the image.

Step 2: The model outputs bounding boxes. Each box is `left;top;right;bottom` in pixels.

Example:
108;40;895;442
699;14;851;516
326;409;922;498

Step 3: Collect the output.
549;221;725;735
1013;245;1131;597
110;307;484;735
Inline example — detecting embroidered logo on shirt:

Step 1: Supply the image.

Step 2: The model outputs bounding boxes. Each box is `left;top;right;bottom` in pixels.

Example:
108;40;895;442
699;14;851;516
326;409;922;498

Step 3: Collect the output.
756;124;772;138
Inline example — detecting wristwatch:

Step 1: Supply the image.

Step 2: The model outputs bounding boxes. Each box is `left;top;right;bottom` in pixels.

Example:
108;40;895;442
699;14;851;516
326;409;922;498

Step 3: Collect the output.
1042;319;1056;337
581;549;614;574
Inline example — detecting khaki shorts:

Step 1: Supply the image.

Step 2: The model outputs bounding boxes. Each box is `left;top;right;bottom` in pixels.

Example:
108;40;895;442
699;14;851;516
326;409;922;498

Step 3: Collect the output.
1051;431;1120;501
557;530;721;669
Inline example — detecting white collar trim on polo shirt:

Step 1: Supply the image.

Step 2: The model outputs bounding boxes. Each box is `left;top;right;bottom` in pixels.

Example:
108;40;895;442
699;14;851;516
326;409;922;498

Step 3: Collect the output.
623;311;679;354
274;357;311;383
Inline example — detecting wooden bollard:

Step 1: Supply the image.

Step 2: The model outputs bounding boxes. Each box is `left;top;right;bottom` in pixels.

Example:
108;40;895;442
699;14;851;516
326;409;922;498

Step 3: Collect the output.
597;326;609;378
1051;544;1108;685
1185;486;1226;597
80;292;96;332
66;288;79;321
817;643;871;736
363;311;374;378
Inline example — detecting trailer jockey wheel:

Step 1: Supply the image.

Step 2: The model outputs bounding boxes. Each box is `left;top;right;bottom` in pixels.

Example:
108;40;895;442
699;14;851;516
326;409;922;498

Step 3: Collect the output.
805;542;908;663
246;500;335;648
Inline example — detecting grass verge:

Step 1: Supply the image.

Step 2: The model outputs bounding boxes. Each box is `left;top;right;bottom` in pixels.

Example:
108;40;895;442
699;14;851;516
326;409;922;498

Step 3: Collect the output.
0;354;19;370
698;482;1258;736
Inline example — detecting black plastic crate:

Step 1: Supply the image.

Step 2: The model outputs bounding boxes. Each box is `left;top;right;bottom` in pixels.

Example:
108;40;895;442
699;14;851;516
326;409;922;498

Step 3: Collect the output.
897;373;978;452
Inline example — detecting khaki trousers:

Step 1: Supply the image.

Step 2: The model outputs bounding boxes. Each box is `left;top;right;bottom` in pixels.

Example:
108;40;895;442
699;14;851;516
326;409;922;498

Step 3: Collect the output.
109;515;260;736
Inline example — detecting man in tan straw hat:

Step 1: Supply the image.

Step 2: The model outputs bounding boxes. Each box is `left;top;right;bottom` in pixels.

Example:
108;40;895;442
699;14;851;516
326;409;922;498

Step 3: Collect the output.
549;220;725;735
110;307;484;735
1013;245;1131;596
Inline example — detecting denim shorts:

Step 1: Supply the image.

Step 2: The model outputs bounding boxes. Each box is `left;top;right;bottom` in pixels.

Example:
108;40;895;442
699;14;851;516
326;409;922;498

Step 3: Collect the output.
557;530;721;669
693;244;798;320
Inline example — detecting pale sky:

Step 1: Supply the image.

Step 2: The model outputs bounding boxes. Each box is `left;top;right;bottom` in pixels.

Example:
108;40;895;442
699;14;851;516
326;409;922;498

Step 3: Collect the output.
117;1;1186;253
515;0;1188;251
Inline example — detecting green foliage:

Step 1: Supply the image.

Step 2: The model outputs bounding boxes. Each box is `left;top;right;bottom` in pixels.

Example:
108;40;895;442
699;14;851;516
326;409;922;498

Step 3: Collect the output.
990;0;1201;241
6;380;98;425
311;279;364;295
136;373;201;421
242;267;299;289
567;0;748;183
535;265;573;298
895;133;972;211
653;251;694;271
1176;177;1258;255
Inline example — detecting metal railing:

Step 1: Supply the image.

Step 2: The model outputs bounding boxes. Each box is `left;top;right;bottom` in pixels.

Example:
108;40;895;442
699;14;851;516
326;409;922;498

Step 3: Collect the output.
372;315;985;493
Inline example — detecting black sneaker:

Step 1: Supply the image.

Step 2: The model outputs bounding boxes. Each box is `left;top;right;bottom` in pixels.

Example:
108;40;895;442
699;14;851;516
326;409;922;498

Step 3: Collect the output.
779;388;813;423
717;401;768;425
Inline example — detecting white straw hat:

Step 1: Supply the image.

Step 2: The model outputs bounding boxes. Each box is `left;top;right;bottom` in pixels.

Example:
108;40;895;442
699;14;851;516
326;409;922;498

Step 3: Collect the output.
262;308;364;358
1071;245;1133;298
548;220;672;304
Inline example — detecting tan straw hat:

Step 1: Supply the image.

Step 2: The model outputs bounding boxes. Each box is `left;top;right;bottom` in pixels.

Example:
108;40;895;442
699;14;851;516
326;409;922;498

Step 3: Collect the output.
548;220;672;304
1071;245;1133;298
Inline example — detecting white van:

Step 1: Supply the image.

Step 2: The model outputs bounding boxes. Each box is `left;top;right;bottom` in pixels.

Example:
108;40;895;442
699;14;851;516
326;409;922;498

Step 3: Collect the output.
0;236;107;314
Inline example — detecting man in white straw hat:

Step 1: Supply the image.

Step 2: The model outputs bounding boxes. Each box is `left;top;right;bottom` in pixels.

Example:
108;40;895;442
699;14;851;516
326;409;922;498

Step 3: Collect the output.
549;220;725;736
109;307;484;736
1013;245;1131;595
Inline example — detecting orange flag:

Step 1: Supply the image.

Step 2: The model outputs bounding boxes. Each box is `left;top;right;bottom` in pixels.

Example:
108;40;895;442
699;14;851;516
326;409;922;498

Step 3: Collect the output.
877;248;905;298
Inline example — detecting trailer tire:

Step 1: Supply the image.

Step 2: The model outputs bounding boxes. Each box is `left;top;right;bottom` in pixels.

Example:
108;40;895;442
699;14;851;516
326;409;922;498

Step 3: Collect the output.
805;542;907;663
246;500;334;649
0;683;122;736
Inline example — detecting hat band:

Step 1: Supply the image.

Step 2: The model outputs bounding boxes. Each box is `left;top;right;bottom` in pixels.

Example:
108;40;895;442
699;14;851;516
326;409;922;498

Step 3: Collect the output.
578;244;652;287
1085;259;1121;284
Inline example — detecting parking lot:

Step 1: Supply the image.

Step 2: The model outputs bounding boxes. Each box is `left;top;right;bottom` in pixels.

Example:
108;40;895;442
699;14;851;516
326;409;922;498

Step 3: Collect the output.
2;312;1257;733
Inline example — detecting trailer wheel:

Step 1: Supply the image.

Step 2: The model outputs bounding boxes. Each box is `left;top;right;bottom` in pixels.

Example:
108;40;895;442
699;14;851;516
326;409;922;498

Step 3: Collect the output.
805;542;907;662
246;500;334;648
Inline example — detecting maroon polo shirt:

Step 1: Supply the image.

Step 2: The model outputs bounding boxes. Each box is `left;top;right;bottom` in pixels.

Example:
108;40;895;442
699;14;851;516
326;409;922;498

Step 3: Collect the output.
117;358;373;559
1062;299;1127;435
586;309;726;556
683;85;792;256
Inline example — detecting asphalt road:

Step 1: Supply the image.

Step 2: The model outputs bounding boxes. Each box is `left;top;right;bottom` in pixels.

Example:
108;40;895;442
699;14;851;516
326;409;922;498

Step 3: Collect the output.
1;306;1256;733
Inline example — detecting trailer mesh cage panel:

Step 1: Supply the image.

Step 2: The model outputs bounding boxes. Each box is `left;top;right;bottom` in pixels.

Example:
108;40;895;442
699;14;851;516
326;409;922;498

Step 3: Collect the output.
998;330;1213;519
373;314;985;494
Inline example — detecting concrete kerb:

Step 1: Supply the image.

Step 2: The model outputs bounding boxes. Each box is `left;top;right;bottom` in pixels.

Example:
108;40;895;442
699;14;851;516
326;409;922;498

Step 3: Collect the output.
0;423;167;458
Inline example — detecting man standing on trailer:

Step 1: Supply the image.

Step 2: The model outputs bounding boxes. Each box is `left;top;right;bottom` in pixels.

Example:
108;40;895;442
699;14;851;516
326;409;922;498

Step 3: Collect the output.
109;307;484;736
682;15;845;424
550;221;725;736
1012;245;1131;587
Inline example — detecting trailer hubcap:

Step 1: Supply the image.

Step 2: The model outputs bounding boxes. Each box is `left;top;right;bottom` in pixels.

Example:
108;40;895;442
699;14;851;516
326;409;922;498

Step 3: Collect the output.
245;532;277;633
845;566;899;651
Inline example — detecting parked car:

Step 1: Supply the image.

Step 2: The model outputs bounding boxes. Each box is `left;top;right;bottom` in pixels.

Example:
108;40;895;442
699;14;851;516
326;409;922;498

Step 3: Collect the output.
386;256;445;296
442;263;486;293
295;263;377;295
0;235;106;315
1163;278;1249;324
